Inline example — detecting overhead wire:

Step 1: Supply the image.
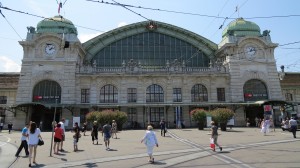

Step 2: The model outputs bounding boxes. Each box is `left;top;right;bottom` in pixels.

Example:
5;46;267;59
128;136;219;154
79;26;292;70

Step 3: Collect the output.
0;3;23;40
111;0;150;21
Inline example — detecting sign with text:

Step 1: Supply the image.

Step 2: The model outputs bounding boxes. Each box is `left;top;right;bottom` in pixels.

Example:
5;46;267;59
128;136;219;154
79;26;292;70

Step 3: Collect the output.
264;105;272;115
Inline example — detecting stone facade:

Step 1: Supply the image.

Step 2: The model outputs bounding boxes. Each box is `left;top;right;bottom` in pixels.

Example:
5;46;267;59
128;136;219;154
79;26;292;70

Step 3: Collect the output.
1;17;296;130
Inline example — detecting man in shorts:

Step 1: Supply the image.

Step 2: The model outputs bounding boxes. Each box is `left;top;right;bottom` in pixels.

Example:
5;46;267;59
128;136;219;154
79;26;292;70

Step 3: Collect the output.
59;118;65;151
102;121;112;150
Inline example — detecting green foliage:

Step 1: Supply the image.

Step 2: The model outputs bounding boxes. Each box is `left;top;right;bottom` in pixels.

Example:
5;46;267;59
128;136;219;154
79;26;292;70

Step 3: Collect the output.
86;110;128;128
211;108;234;123
190;108;207;123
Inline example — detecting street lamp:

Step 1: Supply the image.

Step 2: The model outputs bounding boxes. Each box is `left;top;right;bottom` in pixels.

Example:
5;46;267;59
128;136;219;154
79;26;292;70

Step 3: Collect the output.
50;99;58;157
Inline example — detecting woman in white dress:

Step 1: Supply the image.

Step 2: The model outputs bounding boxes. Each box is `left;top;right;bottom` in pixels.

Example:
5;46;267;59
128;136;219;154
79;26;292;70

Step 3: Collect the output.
141;125;158;163
261;118;270;135
27;122;42;167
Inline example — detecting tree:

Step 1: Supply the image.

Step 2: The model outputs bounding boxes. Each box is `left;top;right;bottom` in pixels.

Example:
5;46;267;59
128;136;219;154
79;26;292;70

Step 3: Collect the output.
190;108;208;130
211;108;234;131
86;110;128;130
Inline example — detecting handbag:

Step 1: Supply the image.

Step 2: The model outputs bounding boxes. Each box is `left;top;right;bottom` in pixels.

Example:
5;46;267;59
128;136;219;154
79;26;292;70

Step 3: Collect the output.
210;138;215;149
38;138;44;146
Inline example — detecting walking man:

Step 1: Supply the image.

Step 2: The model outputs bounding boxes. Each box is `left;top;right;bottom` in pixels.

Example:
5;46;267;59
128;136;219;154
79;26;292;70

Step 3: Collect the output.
160;119;166;137
8;122;13;134
15;123;29;157
102;121;112;150
59;118;66;151
0;121;3;132
289;117;298;138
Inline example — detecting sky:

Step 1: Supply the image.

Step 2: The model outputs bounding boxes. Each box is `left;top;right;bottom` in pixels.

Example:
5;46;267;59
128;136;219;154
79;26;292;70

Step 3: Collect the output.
0;0;299;72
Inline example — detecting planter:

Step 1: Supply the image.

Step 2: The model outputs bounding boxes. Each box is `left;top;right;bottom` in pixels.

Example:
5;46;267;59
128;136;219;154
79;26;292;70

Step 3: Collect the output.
220;123;227;131
198;122;204;130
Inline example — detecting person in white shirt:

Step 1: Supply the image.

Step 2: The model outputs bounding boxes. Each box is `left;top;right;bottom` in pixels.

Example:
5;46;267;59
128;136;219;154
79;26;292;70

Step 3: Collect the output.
27;122;42;167
141;125;158;163
59;118;65;151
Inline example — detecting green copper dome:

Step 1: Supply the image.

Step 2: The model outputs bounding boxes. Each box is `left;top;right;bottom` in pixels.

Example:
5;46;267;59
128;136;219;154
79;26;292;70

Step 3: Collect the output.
222;18;260;38
37;15;77;35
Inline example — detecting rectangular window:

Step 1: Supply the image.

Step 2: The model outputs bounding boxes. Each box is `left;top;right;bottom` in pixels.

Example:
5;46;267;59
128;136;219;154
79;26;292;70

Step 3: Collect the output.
127;88;137;103
81;89;90;103
217;88;225;101
80;108;89;123
0;96;7;104
285;93;293;101
149;107;164;123
127;108;137;122
173;88;182;102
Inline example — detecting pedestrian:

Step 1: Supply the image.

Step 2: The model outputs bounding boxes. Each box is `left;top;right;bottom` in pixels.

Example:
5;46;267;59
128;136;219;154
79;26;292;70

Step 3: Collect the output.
58;118;65;151
53;123;64;154
255;117;259;127
73;122;80;152
27;122;42;167
15;123;29;157
82;122;87;136
281;117;290;131
260;118;270;136
246;118;250;127
289;117;298;138
141;125;158;163
8;122;13;134
111;120;118;139
102;121;112;150
0;121;3;132
91;121;99;145
160;119;166;137
211;121;222;152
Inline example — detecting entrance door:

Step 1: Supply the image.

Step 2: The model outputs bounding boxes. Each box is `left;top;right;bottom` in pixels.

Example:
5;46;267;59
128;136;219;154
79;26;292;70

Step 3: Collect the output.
245;106;264;126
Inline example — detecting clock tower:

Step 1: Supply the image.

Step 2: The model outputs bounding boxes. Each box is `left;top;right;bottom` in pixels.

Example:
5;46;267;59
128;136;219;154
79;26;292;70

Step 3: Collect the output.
17;15;85;107
217;18;283;103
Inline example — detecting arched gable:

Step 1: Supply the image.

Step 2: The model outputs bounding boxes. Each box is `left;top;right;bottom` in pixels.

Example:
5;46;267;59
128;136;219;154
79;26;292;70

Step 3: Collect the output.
83;21;217;61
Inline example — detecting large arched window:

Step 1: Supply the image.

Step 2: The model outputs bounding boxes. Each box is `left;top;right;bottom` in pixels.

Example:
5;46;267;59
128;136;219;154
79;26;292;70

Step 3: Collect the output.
146;84;164;102
32;80;61;103
100;84;118;103
243;79;268;101
92;32;209;68
191;84;208;102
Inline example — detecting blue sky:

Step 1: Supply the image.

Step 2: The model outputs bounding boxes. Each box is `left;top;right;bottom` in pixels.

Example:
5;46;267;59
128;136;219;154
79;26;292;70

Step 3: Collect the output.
0;0;299;72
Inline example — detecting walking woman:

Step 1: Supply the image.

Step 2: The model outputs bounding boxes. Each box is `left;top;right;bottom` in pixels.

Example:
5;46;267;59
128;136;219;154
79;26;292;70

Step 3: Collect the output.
111;120;118;139
53;123;64;154
141;125;158;163
211;121;222;152
91;121;99;144
27;122;42;167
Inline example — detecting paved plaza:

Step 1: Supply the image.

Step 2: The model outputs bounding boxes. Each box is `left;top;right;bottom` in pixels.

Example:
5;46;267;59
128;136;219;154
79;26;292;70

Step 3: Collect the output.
0;127;299;168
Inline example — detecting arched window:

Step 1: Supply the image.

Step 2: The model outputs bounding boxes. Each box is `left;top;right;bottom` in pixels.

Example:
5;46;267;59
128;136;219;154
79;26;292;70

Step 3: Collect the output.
100;84;118;103
191;84;208;102
243;79;268;101
32;80;61;103
92;32;209;68
146;84;164;102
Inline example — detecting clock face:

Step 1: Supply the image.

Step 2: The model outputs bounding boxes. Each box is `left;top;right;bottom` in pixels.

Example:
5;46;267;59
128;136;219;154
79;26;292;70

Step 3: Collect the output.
45;43;56;55
245;46;256;60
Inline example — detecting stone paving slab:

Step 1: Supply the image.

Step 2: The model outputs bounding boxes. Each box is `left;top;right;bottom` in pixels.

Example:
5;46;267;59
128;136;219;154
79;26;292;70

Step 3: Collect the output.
1;127;299;168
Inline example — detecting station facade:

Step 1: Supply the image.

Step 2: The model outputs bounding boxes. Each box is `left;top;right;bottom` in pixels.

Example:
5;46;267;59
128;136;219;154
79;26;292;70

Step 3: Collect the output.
2;16;297;130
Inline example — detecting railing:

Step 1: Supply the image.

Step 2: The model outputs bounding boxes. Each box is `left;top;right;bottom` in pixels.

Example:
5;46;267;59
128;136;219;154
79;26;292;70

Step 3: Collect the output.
76;65;227;74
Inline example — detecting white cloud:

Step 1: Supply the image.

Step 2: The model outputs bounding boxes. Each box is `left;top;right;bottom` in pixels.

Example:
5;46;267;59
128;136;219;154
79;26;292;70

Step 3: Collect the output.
78;32;103;43
118;22;127;27
0;56;21;72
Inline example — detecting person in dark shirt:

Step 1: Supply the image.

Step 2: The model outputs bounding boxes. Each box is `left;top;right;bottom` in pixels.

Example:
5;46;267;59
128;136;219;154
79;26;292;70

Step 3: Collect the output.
211;121;222;152
159;119;166;137
8;122;13;134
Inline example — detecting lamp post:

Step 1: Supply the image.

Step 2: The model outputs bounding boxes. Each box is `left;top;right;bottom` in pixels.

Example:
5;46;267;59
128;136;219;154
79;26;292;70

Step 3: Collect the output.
50;99;58;157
